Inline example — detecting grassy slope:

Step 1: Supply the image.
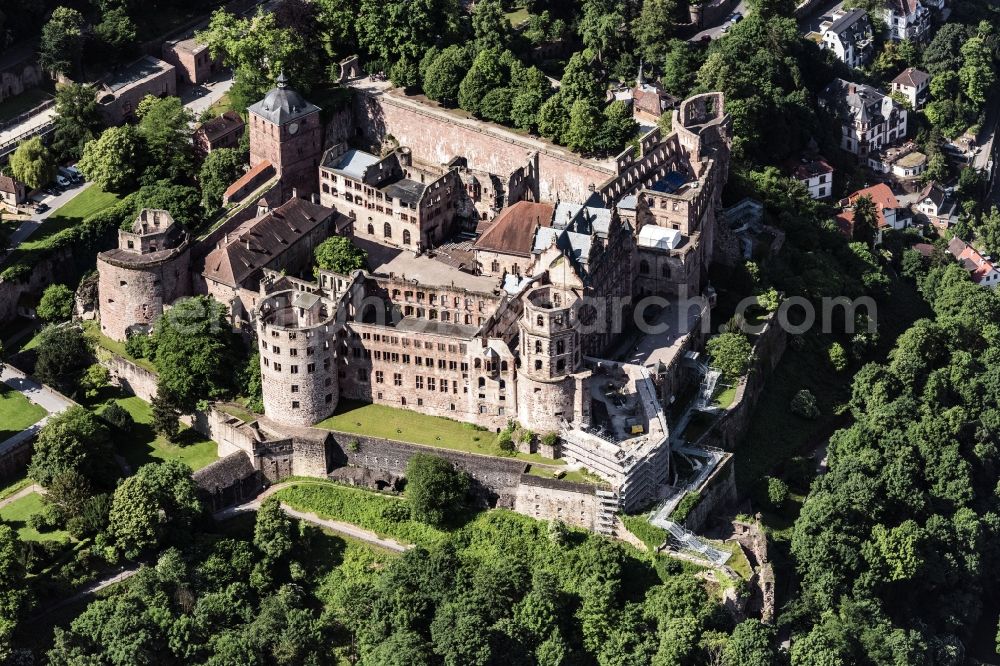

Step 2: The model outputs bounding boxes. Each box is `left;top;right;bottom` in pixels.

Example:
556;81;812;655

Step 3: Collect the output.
316;399;562;464
0;384;48;441
90;393;217;471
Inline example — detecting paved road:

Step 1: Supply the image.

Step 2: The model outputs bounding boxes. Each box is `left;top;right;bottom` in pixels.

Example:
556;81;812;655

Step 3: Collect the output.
0;105;57;148
215;482;411;552
0;363;76;455
797;0;848;35
180;70;236;118
689;0;749;42
4;180;94;254
29;566;140;619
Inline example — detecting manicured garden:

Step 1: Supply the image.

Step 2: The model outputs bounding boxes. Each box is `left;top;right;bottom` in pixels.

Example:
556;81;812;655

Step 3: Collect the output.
0;384;48;442
315;399;562;464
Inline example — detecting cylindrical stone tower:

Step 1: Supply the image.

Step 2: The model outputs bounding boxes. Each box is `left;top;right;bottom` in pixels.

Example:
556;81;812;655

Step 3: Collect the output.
96;209;191;341
256;290;339;426
516;284;584;432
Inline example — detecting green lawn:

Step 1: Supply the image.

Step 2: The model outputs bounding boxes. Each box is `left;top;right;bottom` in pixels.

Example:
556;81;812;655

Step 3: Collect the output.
216;403;257;423
205;92;234;118
83;320;157;373
316;399;562;464
10;186;121;257
713;384;738;409
0;87;52;122
505;4;532;26
91;393;217;471
0;492;70;542
0;384;48;442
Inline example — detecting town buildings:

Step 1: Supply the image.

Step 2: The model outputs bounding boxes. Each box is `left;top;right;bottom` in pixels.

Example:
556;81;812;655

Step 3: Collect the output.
948;237;999;288
891;67;931;110
835;183;905;237
913;181;958;228
162;34;222;86
0;175;27;211
821;78;908;161
883;0;932;41
820;9;874;69
787;156;835;199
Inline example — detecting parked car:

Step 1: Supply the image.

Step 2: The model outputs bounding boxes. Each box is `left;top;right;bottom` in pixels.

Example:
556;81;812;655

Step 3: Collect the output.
58;167;81;185
55;174;71;188
730;11;743;21
66;165;84;183
35;202;49;213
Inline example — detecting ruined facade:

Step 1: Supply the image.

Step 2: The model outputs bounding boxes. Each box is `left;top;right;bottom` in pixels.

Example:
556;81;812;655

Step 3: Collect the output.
96;209;191;341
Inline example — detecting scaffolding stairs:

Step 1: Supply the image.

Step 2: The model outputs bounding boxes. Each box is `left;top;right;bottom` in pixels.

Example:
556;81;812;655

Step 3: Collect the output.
652;518;731;566
595;489;619;537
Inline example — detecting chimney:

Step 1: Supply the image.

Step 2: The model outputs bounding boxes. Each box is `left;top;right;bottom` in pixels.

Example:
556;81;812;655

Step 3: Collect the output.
311;193;320;204
292;187;299;200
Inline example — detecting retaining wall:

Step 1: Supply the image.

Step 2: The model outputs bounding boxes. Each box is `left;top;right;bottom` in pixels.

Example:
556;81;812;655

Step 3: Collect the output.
514;473;602;531
97;351;158;402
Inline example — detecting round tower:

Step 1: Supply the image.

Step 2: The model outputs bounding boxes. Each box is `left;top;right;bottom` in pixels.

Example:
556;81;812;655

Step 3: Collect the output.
256;290;339;426
96;209;191;341
516;284;584;433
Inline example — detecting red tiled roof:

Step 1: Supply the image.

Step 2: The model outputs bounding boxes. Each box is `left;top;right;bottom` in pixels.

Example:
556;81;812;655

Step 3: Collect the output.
202;197;335;288
0;175;20;194
947;237;997;285
223;160;273;200
787;156;834;181
839;183;899;229
197;110;245;143
474;201;555;256
892;67;930;89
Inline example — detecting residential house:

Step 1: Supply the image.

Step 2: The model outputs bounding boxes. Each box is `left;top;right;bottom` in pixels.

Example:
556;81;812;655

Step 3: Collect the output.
821;79;908;160
194;111;246;156
913;181;958;228
835;183;905;238
948;237;1000;288
820;9;875;69
883;0;931;41
0;175;27;211
869;141;927;181
891;68;931;110
787;156;835;199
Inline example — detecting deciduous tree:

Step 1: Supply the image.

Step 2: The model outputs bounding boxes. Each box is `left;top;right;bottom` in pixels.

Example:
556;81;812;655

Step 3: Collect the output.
29;406;113;488
39;7;84;75
9;136;56;190
314;235;367;274
37;283;74;322
79;125;143;192
405;453;469;526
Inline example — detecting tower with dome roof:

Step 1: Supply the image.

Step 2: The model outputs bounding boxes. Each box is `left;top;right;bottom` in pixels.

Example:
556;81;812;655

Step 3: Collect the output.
247;72;323;199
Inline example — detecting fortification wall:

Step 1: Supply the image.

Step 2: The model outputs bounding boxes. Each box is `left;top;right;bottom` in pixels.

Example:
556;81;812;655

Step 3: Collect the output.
681;452;737;532
354;91;615;203
324;430;526;498
96;246;191;341
0;439;32;483
691;316;788;452
0;250;73;322
513;474;601;531
97;350;158;402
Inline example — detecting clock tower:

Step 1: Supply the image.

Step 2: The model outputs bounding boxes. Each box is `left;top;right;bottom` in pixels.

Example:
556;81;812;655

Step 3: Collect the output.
247;72;323;199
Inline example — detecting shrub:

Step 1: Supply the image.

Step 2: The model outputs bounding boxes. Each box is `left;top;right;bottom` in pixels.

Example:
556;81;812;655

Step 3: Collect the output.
671;492;702;524
790;389;820;419
541;432;559;448
766;477;789;509
828;342;848;372
124;332;155;360
706;332;753;380
496;429;515;454
101;402;134;434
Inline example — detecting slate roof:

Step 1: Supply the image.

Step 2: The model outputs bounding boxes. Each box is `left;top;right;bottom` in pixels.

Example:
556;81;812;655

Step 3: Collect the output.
203;197;335;288
247;72;319;125
193;451;256;492
325;149;380;179
892;67;930;89
474;201;554;256
552;202;613;236
827;8;870;36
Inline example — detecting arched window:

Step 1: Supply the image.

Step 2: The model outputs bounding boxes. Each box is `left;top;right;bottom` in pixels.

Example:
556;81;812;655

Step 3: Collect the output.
639;260;650;275
478;377;486;387
383;222;392;238
403;229;411;245
367;223;374;235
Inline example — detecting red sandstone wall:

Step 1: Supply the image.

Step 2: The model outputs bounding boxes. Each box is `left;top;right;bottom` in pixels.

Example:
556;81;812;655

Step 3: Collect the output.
355;93;615;203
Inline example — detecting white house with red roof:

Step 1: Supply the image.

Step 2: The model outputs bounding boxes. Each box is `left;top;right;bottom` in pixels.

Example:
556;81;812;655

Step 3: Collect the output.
948;237;1000;289
787;156;835;199
835;183;905;239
